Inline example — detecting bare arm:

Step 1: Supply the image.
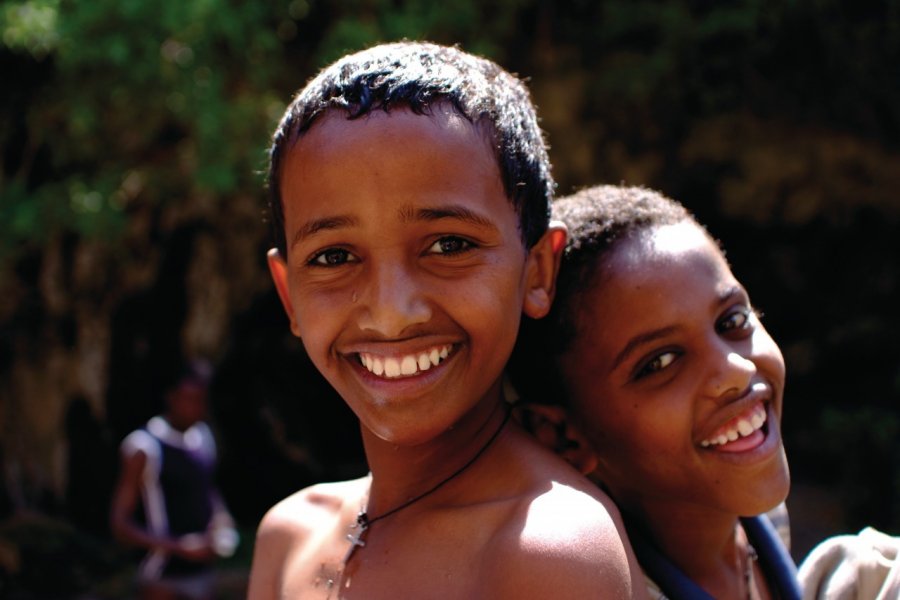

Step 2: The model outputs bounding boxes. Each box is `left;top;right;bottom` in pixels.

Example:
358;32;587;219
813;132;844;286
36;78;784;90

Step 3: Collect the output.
247;502;301;600
109;449;215;562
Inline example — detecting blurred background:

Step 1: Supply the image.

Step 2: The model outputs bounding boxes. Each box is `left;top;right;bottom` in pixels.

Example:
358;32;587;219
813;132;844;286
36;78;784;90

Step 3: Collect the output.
1;0;898;596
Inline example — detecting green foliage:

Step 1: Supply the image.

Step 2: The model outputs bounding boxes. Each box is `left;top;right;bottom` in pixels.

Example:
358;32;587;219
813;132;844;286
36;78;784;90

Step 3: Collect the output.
1;0;60;58
0;0;554;266
311;0;517;64
1;0;288;263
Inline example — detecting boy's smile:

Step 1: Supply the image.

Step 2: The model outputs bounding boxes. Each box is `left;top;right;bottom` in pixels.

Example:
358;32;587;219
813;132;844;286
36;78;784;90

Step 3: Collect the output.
356;344;453;378
268;106;556;446
561;221;789;518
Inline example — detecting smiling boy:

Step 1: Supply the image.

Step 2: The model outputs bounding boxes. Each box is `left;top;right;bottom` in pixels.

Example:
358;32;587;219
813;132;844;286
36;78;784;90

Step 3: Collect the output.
247;43;643;599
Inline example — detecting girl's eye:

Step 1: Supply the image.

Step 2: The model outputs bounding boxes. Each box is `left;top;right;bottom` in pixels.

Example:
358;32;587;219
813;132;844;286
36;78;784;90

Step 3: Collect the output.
634;351;679;380
717;307;752;334
309;248;357;266
427;236;474;255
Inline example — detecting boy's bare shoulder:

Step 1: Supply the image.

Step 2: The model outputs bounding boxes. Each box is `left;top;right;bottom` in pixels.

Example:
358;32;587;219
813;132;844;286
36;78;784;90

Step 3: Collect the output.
481;434;644;598
257;477;367;536
489;484;637;598
248;476;368;598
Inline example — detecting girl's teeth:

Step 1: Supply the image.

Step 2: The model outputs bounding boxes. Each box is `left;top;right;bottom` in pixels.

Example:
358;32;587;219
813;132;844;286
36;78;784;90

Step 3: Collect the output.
701;406;768;448
359;345;453;379
751;412;765;429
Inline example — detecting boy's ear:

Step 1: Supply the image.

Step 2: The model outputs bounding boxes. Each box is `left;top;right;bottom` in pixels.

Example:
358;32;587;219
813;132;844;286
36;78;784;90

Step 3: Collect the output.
267;248;301;338
522;221;568;319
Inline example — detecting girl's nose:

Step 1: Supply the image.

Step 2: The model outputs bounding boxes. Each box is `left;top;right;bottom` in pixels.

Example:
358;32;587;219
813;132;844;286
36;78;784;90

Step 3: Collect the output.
704;345;756;400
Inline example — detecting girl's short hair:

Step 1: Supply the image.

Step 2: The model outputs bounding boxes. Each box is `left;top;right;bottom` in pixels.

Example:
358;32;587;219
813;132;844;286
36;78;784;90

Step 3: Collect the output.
510;185;697;405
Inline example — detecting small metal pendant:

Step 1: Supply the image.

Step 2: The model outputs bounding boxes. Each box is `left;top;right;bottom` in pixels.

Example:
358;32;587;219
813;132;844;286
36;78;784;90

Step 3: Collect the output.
343;511;369;564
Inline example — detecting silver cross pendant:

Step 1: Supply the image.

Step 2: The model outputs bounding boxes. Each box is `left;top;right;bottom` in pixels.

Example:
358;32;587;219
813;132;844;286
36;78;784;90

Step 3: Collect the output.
343;511;369;565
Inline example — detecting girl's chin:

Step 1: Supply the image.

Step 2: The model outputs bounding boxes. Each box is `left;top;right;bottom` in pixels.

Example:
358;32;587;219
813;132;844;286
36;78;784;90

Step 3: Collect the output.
740;469;791;516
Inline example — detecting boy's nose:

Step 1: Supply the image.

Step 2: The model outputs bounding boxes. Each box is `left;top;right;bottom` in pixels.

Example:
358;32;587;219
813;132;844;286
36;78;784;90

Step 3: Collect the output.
356;262;432;338
704;344;756;400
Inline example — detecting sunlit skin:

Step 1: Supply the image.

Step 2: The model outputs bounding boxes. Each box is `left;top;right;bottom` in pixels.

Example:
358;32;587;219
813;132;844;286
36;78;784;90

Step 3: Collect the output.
560;221;789;599
270;107;546;448
253;106;644;599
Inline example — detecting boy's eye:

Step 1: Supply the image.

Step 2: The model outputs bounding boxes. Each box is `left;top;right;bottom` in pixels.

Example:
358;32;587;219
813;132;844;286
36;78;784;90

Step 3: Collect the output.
309;248;357;266
716;307;752;334
634;350;679;380
427;236;474;255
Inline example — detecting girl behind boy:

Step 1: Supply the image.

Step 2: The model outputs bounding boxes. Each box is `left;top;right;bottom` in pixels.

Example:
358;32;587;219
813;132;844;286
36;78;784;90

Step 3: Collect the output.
512;185;802;600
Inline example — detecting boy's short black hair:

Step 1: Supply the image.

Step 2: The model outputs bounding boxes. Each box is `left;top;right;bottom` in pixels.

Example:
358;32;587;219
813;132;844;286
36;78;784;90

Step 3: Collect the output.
510;185;694;405
267;41;554;255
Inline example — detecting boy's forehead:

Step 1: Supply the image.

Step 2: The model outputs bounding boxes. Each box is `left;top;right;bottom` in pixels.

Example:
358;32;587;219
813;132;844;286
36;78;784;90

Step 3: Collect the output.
278;105;518;243
281;107;499;195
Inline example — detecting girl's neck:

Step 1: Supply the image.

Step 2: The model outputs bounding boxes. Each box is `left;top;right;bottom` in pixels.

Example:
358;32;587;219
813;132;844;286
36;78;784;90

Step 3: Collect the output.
625;498;752;599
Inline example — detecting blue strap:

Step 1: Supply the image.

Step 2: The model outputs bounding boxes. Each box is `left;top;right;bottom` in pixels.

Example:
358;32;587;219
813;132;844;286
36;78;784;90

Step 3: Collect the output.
625;514;801;600
742;515;802;600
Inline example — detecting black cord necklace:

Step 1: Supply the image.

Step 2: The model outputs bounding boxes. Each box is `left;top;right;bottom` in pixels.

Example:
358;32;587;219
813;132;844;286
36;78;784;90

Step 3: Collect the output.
342;408;511;565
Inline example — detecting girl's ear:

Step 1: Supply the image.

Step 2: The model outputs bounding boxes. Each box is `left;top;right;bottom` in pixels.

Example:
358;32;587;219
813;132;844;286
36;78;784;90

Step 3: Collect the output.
522;222;567;319
267;248;301;338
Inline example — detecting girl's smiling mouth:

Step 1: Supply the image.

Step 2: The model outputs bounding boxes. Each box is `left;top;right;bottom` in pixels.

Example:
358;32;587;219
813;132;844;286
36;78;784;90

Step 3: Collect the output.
357;344;455;379
700;402;767;450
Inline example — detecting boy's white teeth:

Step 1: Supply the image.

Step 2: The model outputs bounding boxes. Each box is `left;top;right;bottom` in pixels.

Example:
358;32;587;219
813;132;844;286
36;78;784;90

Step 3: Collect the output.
358;345;453;379
384;358;401;377
700;405;767;448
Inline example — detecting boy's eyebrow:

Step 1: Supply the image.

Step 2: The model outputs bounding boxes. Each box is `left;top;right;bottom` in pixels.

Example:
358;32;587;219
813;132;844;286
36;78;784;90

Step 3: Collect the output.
611;326;678;372
717;285;745;305
290;215;359;248
289;205;498;249
402;204;499;231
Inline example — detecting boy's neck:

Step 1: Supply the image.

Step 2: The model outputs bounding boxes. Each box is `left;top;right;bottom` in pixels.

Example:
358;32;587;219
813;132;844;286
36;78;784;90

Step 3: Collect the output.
360;392;509;519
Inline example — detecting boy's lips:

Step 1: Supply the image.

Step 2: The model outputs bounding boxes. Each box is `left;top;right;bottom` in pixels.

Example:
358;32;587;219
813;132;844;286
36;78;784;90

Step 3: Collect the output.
356;344;455;379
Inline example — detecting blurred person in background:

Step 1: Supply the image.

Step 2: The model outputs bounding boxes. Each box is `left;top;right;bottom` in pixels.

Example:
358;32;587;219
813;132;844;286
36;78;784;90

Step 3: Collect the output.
110;359;238;600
